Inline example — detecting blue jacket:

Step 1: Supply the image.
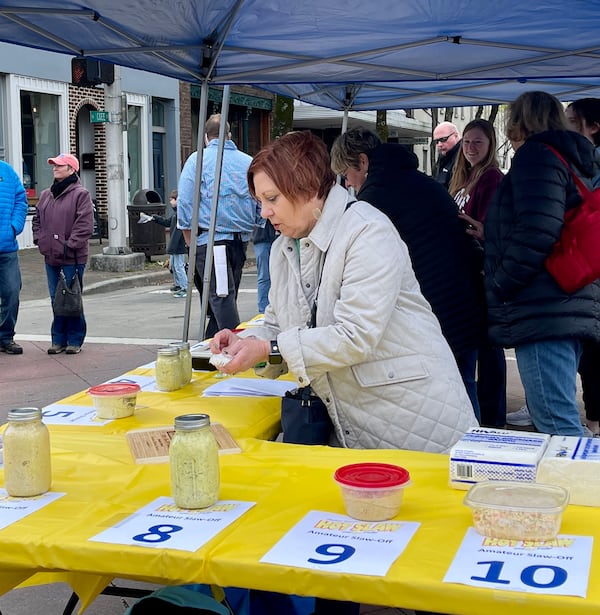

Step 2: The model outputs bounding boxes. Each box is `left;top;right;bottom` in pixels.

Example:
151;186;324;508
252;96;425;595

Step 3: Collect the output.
0;161;28;254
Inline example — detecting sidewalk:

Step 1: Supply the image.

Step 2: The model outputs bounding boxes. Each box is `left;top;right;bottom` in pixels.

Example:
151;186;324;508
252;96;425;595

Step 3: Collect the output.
18;239;173;302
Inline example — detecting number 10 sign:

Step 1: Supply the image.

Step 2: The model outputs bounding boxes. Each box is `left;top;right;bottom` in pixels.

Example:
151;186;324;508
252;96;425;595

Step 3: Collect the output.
444;528;593;597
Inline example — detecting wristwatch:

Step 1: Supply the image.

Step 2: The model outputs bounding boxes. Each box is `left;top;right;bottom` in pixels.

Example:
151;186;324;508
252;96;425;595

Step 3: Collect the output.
268;339;283;365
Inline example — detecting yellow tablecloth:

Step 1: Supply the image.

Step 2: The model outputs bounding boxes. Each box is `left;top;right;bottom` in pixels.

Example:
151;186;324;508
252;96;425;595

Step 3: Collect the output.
1;356;598;614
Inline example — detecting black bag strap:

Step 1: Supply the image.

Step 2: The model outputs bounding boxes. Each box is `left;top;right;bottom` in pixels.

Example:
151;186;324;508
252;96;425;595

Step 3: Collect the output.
63;244;79;267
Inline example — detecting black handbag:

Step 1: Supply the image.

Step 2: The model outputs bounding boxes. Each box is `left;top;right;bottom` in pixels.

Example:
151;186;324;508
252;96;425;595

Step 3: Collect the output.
279;200;355;445
281;386;332;445
53;270;83;317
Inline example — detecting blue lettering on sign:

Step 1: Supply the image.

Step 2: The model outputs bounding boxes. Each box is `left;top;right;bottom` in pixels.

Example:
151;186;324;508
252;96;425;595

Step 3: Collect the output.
472;560;567;588
308;543;356;565
133;524;183;543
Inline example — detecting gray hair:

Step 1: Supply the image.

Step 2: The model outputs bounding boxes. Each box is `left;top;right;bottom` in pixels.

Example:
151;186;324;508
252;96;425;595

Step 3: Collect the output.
330;127;382;175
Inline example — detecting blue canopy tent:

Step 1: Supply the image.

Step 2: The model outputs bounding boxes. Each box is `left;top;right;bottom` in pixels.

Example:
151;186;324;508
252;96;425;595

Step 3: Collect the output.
2;0;600;337
2;0;600;109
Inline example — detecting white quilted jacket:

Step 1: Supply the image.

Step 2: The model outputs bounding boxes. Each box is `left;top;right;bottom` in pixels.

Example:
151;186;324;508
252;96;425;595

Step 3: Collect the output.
250;184;478;453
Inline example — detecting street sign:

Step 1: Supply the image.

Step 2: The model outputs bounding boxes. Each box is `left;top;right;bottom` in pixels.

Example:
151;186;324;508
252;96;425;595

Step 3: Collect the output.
90;110;110;123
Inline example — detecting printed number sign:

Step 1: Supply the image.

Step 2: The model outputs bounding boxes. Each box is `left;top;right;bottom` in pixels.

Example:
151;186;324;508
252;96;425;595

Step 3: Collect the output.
444;528;592;597
90;496;255;552
261;510;419;576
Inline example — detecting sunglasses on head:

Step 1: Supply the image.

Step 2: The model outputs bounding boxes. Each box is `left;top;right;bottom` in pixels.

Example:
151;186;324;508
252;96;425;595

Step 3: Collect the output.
432;132;456;145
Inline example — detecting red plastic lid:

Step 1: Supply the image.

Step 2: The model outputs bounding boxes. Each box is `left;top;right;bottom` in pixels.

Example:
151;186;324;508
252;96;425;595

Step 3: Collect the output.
88;383;141;396
334;463;410;488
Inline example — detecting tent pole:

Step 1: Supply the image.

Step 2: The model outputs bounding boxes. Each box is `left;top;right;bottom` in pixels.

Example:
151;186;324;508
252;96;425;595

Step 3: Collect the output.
198;84;231;340
181;79;209;342
336;107;350;186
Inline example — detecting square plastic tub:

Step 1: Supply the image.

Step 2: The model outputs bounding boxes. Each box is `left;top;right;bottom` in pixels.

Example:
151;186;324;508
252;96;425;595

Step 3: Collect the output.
464;480;569;540
333;462;411;521
88;383;141;419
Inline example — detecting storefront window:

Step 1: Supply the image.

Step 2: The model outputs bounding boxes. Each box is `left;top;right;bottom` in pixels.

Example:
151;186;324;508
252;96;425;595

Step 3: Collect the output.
20;91;59;197
127;104;143;200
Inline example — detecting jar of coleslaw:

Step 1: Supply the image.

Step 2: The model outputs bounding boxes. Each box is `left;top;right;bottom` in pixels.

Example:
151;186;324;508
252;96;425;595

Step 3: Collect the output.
169;413;220;509
3;407;51;497
156;346;182;392
169;341;192;386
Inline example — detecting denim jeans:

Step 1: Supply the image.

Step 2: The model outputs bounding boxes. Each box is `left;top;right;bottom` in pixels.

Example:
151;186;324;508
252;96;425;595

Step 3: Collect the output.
254;240;272;313
46;263;87;347
0;251;22;344
515;339;583;436
455;348;480;421
170;252;188;289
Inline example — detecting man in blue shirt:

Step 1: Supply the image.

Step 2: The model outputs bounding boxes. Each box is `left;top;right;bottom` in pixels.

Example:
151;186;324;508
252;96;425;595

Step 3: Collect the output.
0;160;28;354
177;114;261;337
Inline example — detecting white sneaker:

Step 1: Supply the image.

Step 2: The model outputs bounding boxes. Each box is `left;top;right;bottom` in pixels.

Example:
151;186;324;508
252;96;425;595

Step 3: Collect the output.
506;405;533;426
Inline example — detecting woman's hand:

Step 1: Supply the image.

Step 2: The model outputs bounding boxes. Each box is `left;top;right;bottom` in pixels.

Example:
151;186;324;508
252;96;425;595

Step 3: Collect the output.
458;212;484;241
209;330;271;374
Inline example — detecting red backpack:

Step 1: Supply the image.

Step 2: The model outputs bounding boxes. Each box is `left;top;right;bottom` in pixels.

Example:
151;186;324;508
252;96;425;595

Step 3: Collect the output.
544;145;600;293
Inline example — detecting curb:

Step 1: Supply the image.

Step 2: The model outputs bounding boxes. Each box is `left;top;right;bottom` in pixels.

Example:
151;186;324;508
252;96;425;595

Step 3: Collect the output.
83;270;172;296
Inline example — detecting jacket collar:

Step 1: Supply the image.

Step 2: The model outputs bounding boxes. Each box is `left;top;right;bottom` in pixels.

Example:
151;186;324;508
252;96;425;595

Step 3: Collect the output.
307;183;352;253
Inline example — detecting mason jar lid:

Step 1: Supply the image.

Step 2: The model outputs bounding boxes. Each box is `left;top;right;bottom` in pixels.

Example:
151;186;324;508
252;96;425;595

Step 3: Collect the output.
169;341;190;350
174;413;211;430
157;347;179;356
7;407;43;422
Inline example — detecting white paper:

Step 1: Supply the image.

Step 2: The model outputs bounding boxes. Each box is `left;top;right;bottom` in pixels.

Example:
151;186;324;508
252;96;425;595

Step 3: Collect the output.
137;212;153;224
202;377;296;397
42;404;113;426
89;496;255;552
213;245;229;297
0;490;65;530
105;374;164;393
261;510;420;576
444;527;592;597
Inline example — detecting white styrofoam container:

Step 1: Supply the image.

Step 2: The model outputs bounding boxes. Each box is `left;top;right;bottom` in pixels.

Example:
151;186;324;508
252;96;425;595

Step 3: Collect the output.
537;435;600;506
449;427;551;490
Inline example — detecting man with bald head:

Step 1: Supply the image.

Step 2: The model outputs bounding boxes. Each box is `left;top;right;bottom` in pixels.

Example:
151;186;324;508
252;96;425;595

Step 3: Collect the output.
433;121;461;189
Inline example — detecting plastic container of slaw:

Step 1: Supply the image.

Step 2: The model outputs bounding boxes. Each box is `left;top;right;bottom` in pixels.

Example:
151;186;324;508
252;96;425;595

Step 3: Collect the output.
464;480;569;540
88;383;141;419
334;462;411;521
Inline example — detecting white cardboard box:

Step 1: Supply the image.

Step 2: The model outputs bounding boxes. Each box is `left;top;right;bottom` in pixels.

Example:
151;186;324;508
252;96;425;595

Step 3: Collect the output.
449;427;551;490
537;435;600;506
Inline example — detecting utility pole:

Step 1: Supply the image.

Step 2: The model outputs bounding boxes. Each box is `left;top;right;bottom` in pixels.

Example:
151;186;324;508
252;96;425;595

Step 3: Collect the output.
90;64;144;272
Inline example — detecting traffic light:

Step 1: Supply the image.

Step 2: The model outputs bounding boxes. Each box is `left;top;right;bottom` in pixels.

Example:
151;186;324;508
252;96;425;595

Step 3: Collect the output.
71;58;115;87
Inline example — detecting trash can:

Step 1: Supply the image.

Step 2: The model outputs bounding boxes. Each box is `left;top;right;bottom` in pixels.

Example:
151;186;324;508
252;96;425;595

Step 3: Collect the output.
127;189;166;260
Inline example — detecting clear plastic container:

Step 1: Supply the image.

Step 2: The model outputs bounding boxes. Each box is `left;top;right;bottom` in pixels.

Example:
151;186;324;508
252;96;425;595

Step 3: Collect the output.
156;347;182;392
464;480;569;540
3;407;51;496
88;383;141;419
333;462;411;521
169;341;192;386
169;413;220;509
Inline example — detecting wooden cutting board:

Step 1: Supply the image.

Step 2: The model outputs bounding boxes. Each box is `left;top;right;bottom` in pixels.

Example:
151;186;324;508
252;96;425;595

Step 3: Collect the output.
126;423;240;464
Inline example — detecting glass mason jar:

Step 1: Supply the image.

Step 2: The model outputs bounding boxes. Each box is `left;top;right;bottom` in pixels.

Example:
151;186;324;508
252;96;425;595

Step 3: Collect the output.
155;347;182;392
3;407;52;497
169;341;192;386
169;413;220;509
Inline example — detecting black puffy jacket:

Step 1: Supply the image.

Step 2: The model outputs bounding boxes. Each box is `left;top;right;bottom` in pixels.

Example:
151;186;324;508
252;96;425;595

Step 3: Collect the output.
484;130;600;346
359;143;485;357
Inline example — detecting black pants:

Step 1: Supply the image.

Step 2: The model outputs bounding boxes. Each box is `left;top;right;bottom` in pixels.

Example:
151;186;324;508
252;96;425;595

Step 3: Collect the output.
193;238;247;338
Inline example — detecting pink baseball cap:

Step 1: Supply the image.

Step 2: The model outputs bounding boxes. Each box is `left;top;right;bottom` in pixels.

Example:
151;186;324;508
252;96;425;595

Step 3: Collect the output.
47;153;79;172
